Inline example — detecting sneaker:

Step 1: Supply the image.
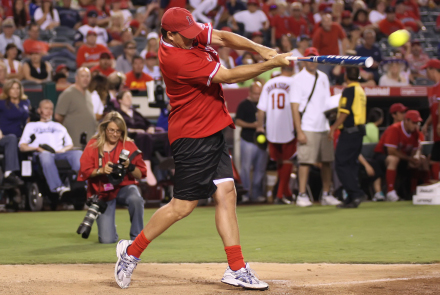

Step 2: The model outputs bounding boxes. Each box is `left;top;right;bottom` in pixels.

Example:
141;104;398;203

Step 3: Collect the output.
274;196;291;204
372;191;385;202
240;195;250;204
321;195;342;206
386;190;400;202
221;263;269;290
250;196;266;203
115;240;140;289
296;194;312;207
56;186;70;199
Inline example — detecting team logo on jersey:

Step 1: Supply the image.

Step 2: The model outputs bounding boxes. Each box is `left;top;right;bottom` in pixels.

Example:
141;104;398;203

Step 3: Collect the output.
186;16;193;25
206;53;213;62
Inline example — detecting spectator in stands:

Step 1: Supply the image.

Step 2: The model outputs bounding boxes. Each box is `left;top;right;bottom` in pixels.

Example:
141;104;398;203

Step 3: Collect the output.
23;48;52;83
23;23;76;60
373;110;422;201
0;19;24;58
353;8;372;29
250;31;264;45
56;0;82;29
116;90;159;186
0;78;30;138
89;74;108;120
0;128;23;187
12;0;30;29
55;67;97;148
289;2;309;38
231;0;269;37
226;0;246;16
341;11;362;50
330;49;376;86
90;52;116;76
291;47;340;207
19;99;82;198
143;52;161;80
270;2;293;47
77;30;113;68
235;81;267;203
313;2;331;24
369;0;386;24
379;58;409;86
218;45;235;69
291;34;310;74
392;0;420;19
312;14;348;76
75;10;116;48
0;63;8;85
395;0;424;33
107;71;125;109
356;29;382;83
124;55;153;89
377;6;404;38
277;34;293;53
53;64;72;91
364;107;383;144
107;11;125;42
331;0;344;24
406;40;430;81
29;0;41;20
421;59;440;180
110;27;135;58
390;103;408;124
34;0;60;30
135;2;159;31
191;0;220;24
3;43;23;80
140;32;159;58
115;40;136;74
110;0;132;26
83;0;110;27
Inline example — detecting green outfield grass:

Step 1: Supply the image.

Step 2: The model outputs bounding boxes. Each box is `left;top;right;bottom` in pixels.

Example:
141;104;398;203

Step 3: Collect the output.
0;202;439;265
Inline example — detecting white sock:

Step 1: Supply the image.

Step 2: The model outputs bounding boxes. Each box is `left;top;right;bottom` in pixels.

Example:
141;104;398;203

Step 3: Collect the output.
322;191;329;197
4;171;12;178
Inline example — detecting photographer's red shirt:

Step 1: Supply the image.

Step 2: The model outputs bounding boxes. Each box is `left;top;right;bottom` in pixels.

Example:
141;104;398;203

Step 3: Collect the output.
374;121;420;155
78;138;147;201
158;22;235;145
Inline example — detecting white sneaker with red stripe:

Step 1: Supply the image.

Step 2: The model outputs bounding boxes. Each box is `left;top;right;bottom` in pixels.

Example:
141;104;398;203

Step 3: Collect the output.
221;263;269;290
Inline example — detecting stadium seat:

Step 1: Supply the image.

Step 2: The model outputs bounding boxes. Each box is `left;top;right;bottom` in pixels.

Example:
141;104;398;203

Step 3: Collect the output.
38;30;54;42
54;26;77;41
134;37;148;53
361;143;376;159
21;81;43;91
413;77;436;86
421;141;434;156
50;57;77;71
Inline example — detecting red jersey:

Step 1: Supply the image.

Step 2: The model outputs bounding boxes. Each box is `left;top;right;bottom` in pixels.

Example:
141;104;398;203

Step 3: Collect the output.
289;17;310;37
312;23;346;55
90;64;116;76
77;44;111;67
378;18;405;36
374;121;420;155
124;71;153;89
272;15;294;39
158;23;234;144
429;83;440;142
77;138;147;201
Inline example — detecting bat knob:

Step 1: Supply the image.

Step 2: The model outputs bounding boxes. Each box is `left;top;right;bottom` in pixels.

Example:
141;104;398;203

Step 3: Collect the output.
365;57;374;68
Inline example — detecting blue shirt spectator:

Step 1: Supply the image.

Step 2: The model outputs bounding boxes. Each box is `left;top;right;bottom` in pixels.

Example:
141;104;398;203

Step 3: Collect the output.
226;0;247;16
356;29;382;82
0;79;30;138
57;0;82;29
156;107;169;131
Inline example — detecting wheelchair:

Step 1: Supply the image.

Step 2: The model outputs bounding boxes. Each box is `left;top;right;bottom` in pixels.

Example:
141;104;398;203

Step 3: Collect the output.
0;146;22;211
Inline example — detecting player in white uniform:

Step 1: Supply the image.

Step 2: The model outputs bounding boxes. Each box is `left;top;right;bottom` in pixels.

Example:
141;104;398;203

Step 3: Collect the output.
256;64;296;204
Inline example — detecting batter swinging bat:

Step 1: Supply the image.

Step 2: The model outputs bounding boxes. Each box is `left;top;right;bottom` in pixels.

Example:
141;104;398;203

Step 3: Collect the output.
286;55;374;68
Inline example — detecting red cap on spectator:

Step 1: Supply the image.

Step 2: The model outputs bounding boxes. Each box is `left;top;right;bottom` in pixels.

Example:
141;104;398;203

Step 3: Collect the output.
304;47;319;57
55;64;68;73
342;10;352;18
130;20;140;28
161;7;203;39
405;110;422;123
318;3;328;11
251;31;263;38
145;52;158;59
100;52;112;59
389;103;408;114
87;30;97;36
421;59;440;70
221;26;232;32
247;0;259;5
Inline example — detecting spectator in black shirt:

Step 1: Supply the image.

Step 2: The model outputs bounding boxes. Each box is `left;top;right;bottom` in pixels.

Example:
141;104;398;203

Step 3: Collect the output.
57;0;82;29
356;29;382;83
235;81;267;203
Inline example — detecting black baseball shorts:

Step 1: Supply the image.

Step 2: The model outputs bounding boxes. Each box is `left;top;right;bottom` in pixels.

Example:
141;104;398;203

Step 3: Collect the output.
431;141;440;162
171;131;233;201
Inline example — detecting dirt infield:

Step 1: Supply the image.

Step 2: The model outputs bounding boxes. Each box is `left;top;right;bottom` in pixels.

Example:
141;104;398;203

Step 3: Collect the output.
1;263;439;295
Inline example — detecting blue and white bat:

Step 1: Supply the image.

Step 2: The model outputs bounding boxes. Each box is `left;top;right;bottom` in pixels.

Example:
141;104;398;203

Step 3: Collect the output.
286;55;373;68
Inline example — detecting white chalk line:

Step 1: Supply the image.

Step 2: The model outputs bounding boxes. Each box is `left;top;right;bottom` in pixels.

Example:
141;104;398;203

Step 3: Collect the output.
267;274;440;287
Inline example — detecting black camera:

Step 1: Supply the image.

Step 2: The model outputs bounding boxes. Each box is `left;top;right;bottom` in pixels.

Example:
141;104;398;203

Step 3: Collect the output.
107;149;130;185
149;79;167;109
77;194;108;239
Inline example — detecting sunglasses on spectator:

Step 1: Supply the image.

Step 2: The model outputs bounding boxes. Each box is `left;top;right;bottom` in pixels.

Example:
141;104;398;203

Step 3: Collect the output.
107;128;122;135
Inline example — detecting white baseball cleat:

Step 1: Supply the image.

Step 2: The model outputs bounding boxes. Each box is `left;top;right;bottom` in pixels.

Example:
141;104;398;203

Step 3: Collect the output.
115;240;140;289
221;263;269;290
321;195;342;206
386;190;400;202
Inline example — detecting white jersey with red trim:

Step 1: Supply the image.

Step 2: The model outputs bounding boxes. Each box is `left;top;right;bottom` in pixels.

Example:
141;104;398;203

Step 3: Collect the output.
257;75;295;143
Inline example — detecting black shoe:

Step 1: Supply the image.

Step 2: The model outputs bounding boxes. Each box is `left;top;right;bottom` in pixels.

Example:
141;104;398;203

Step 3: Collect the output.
3;173;24;187
336;196;365;209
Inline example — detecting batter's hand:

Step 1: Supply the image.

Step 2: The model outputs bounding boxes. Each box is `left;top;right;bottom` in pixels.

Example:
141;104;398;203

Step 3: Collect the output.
258;46;278;61
270;53;293;67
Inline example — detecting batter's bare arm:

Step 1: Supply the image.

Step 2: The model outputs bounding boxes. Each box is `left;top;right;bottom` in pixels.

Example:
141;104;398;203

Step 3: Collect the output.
212;53;291;84
256;109;265;133
211;29;277;60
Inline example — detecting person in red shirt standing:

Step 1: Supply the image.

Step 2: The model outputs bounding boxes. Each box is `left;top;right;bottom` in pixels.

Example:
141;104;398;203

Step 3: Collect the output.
373;110;422;201
114;7;291;291
77;30;112;68
270;2;293;47
421;59;440;180
90;52;116;76
377;6;405;37
289;2;310;38
124;55;153;89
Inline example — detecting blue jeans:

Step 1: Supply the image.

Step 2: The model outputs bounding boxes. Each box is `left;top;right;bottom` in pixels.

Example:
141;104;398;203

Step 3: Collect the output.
96;185;144;244
38;150;82;192
240;139;268;200
0;134;20;172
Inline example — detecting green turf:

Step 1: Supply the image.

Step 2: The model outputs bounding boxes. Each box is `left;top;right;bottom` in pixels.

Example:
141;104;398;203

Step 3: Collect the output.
0;202;439;264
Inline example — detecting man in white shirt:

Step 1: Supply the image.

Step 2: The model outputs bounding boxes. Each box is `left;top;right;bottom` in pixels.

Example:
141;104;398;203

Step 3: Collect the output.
291;34;310;75
19;99;83;198
290;47;341;207
232;0;269;36
256;64;296;205
143;52;162;80
74;10;114;48
0;19;24;57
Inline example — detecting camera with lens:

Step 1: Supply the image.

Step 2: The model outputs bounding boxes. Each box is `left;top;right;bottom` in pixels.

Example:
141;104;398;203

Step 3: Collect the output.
77;194;108;239
148;78;167;109
107;149;130;185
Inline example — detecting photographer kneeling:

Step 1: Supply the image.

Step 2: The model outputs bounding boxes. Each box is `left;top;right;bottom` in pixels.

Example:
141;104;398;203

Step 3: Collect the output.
78;112;147;244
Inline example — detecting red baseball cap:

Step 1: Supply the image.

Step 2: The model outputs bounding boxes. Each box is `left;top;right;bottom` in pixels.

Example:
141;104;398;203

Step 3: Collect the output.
405;110;422;123
251;31;263;38
145;51;158;59
421;59;440;70
87;30;97;36
389;103;408;114
221;26;232;32
129;20;140;28
100;52;112;59
55;64;68;73
342;10;352;18
304;47;319;57
247;0;259;5
161;7;203;39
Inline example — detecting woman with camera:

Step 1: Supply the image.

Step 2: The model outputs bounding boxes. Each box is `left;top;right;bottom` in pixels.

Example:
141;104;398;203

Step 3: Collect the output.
78;112;147;244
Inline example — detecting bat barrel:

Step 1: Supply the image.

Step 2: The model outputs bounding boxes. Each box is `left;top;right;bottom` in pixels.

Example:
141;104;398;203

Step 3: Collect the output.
285;55;373;68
